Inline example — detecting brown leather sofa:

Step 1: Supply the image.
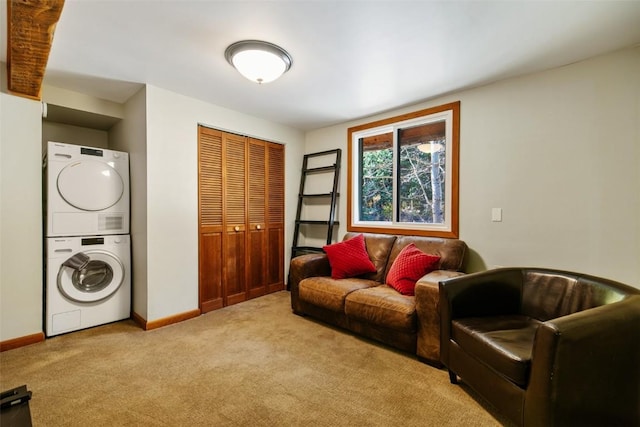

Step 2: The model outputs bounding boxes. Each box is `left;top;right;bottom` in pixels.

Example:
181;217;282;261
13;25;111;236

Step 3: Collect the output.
289;232;467;366
439;267;640;426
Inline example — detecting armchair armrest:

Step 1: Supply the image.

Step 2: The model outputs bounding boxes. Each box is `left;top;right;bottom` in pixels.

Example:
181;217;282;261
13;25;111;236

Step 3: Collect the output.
289;253;331;311
525;296;640;426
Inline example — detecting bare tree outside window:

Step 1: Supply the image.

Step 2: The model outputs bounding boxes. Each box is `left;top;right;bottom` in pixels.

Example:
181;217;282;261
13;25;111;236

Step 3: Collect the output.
398;122;446;224
360;141;393;222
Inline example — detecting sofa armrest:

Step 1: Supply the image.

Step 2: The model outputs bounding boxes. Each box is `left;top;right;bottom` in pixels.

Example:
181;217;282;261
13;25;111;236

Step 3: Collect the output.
289;253;331;311
525;296;640;426
415;270;464;365
419;270;466;288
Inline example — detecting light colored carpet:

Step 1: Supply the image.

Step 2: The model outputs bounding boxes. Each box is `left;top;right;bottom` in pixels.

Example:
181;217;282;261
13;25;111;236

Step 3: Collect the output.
1;291;510;426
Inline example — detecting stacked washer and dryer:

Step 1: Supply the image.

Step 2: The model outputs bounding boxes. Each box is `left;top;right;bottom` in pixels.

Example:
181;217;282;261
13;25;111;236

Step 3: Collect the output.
45;141;131;337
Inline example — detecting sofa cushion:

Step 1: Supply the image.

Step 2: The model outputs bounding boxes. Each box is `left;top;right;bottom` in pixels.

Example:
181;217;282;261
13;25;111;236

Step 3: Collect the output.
451;315;542;387
343;232;397;283
345;285;416;331
299;277;379;312
323;233;376;279
386;243;440;295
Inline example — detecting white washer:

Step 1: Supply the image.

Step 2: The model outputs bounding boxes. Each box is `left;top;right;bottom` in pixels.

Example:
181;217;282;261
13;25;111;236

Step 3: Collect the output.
46;235;131;337
46;141;130;237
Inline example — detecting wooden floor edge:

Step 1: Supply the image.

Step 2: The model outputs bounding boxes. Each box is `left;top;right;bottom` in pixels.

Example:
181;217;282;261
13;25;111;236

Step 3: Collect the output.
132;309;201;331
0;332;45;352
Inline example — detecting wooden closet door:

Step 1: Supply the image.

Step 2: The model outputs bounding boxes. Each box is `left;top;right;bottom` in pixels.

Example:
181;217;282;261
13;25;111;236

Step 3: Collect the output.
266;142;285;292
247;138;267;299
224;132;248;306
198;127;224;313
199;127;284;311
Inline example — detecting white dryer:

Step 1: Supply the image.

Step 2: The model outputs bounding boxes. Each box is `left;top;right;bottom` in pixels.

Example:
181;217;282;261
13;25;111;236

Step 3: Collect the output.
46;235;131;337
46;141;129;237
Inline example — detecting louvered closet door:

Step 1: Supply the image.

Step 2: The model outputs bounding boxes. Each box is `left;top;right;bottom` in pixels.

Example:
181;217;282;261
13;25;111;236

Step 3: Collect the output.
198;127;224;313
247;138;267;299
224;132;248;306
199;127;284;312
266;142;285;292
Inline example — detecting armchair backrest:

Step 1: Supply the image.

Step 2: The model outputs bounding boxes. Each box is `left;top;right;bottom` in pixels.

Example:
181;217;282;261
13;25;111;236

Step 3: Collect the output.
521;269;637;321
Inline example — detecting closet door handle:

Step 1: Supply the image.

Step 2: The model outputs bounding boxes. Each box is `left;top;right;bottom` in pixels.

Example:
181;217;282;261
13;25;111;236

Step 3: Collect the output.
234;226;240;232
256;225;261;230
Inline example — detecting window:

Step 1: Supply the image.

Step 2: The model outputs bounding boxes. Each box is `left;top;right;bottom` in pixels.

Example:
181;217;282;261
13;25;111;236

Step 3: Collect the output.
347;101;460;238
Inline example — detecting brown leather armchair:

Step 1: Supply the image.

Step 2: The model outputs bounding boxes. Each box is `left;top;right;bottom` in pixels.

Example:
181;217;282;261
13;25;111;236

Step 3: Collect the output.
439;267;640;427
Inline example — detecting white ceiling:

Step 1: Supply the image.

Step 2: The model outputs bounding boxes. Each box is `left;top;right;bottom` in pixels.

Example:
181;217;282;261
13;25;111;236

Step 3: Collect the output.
3;1;640;131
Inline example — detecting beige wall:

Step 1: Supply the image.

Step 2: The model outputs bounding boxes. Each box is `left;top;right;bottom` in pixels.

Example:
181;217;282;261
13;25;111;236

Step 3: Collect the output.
111;87;148;319
0;92;44;341
305;46;640;287
42;121;109;150
42;86;124;120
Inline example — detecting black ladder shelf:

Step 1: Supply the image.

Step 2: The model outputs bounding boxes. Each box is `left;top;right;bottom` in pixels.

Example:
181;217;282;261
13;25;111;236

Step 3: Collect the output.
291;149;341;259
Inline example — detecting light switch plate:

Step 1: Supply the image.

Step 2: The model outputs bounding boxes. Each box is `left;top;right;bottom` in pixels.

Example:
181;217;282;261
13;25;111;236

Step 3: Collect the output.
492;208;502;222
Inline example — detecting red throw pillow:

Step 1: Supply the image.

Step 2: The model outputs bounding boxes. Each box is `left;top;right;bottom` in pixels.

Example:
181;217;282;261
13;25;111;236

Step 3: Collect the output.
323;234;377;279
386;243;441;295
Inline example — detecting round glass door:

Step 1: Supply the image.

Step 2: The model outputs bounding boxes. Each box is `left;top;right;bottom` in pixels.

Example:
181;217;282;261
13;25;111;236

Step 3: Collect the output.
58;250;124;302
57;160;124;211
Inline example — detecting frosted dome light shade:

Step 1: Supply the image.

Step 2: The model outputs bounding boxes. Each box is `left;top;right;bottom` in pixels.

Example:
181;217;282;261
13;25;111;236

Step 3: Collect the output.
225;40;292;84
232;50;287;83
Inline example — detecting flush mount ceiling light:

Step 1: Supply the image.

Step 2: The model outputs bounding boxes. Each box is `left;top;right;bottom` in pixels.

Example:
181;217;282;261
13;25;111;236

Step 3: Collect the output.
225;40;293;84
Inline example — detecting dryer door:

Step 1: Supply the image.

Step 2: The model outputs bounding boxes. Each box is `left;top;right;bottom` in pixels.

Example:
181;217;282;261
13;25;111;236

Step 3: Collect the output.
57;160;125;211
58;250;125;303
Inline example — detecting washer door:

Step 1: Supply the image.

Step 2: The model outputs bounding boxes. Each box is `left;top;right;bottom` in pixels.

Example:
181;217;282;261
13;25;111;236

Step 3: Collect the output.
57;160;124;211
58;250;125;302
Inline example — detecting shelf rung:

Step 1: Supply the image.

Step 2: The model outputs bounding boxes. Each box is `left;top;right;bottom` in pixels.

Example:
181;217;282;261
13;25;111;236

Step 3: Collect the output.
296;220;340;225
304;149;341;159
303;165;337;174
292;246;325;253
299;193;340;198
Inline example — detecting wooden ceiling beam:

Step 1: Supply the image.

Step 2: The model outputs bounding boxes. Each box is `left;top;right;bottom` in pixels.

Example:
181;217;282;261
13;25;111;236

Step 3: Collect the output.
7;0;65;100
